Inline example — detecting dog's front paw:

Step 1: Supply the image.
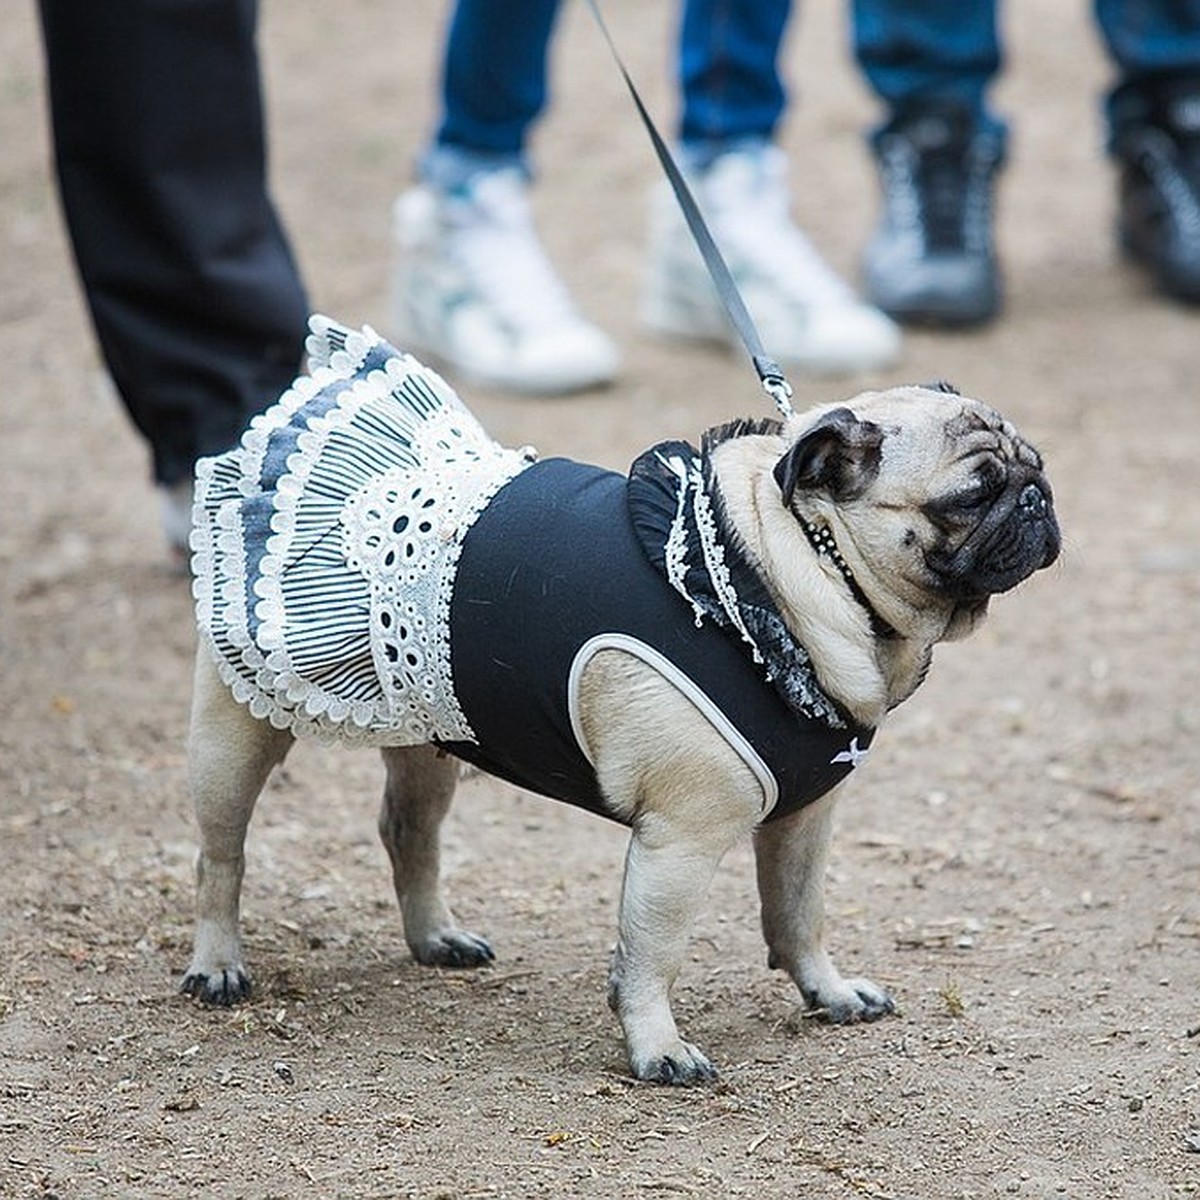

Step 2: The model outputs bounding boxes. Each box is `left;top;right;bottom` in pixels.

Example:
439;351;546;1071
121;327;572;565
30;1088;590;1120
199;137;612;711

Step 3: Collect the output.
802;975;894;1024
411;929;495;970
631;1040;718;1087
181;966;252;1007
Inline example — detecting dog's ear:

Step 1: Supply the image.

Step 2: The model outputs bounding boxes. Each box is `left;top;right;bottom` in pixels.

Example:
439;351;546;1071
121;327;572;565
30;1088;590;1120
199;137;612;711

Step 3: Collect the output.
920;379;960;395
774;407;884;507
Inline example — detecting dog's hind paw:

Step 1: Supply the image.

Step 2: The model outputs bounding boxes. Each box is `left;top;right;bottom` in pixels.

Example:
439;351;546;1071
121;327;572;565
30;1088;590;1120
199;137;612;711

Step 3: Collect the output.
181;967;252;1007
412;930;495;969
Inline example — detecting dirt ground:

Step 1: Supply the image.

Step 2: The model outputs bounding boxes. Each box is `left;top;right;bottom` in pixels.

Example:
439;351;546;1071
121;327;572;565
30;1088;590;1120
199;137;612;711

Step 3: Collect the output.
2;3;1199;1198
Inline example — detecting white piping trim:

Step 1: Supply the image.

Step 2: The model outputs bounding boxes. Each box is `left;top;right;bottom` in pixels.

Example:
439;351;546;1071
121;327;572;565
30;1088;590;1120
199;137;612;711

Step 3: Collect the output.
566;632;779;818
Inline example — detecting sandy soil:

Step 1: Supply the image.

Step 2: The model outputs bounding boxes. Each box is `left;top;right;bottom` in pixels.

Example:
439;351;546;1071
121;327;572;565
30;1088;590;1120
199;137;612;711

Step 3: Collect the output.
2;3;1198;1197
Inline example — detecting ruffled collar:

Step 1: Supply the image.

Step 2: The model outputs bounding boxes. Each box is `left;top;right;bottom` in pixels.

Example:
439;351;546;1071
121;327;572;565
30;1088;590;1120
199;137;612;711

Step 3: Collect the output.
627;419;858;731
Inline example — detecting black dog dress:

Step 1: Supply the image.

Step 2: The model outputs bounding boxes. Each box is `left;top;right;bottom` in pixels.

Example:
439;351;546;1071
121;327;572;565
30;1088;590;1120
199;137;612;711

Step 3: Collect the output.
193;318;874;825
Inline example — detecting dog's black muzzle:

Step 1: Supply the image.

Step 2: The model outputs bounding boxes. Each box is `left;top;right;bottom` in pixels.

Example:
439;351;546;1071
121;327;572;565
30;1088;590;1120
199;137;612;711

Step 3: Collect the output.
928;478;1061;601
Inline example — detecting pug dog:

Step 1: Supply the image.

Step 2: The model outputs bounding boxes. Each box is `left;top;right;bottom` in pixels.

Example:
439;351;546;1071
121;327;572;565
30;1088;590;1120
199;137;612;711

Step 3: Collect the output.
182;316;1059;1085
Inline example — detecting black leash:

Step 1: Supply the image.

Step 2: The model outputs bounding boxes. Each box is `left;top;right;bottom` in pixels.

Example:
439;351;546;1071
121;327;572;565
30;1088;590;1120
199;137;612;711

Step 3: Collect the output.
582;0;795;420
584;5;906;640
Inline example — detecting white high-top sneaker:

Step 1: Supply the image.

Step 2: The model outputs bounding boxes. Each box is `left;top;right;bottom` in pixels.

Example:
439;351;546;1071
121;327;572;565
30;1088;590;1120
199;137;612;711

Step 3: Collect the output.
641;145;900;375
392;168;619;395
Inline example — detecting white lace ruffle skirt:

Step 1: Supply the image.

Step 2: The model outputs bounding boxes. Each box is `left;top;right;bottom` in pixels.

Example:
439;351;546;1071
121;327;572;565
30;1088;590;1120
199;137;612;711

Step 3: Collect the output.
191;316;534;745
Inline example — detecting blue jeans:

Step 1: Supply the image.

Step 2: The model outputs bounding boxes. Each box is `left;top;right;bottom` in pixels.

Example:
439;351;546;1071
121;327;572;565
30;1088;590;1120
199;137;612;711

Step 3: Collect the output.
422;0;793;187
853;0;1200;144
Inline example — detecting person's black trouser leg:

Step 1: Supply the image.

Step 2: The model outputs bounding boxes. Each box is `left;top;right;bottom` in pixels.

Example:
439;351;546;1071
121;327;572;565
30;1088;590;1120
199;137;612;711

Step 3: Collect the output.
38;0;309;486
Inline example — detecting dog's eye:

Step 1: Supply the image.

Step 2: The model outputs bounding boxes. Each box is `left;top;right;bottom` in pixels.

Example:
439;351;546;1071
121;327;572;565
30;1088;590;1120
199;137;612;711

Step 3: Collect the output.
956;462;1006;509
925;462;1007;529
955;482;993;509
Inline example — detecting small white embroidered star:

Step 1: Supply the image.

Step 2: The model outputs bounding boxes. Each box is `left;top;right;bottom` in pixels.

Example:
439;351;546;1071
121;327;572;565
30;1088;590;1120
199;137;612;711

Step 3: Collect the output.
831;737;870;769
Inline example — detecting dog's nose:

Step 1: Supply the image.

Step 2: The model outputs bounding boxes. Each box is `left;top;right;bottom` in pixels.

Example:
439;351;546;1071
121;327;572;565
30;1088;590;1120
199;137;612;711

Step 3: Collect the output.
1019;483;1048;518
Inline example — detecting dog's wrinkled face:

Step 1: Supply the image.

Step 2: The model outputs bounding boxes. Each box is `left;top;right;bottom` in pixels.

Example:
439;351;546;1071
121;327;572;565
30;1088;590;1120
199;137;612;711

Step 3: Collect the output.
917;402;1059;600
775;384;1060;632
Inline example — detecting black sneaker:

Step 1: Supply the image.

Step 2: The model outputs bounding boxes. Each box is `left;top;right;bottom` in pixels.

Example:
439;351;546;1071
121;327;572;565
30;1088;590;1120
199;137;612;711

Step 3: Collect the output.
1113;81;1200;303
863;103;1004;326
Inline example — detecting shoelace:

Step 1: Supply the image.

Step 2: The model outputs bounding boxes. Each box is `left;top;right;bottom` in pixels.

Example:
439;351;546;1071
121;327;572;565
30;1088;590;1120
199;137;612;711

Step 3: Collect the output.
1135;126;1200;242
447;177;582;335
1179;130;1200;239
882;130;995;254
921;149;974;252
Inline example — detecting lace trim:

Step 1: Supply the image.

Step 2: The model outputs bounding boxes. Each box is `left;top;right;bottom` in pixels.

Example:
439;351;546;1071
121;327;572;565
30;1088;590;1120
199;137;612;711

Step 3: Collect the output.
628;432;849;730
339;410;533;743
689;458;760;662
649;446;763;662
656;450;705;626
193;317;535;744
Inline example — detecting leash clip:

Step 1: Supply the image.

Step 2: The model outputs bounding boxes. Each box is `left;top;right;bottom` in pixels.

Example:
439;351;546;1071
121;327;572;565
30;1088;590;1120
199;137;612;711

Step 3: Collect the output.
754;354;794;419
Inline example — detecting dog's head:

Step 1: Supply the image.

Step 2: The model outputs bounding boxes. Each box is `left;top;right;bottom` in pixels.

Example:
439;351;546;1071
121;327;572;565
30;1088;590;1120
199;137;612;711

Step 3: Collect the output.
773;383;1060;638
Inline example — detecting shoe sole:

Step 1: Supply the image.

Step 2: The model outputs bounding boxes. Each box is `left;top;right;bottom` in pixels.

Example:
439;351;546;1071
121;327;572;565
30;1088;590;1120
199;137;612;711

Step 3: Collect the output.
881;301;1000;329
871;281;1002;328
642;289;901;375
1118;227;1200;304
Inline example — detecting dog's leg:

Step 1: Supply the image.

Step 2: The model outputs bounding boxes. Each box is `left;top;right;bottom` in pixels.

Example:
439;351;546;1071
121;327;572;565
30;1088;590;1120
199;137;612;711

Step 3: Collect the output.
182;651;292;1005
608;810;748;1085
580;651;761;1085
754;789;894;1022
378;745;494;969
